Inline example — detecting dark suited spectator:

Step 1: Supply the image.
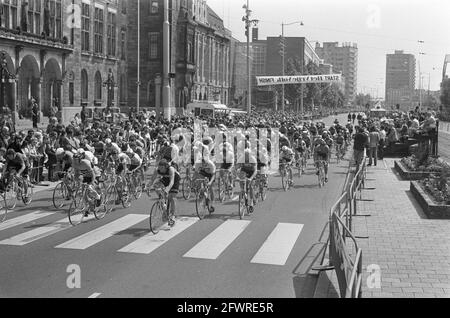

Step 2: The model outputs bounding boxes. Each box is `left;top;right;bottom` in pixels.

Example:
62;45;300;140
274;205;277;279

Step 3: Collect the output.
32;98;39;129
368;127;380;166
45;131;59;181
354;127;369;171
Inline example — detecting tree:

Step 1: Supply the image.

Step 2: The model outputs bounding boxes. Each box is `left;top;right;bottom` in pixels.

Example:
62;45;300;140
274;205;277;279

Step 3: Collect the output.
355;93;372;107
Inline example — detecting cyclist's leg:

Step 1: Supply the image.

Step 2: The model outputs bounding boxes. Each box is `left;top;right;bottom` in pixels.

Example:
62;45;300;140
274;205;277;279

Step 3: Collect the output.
248;179;255;206
168;192;177;221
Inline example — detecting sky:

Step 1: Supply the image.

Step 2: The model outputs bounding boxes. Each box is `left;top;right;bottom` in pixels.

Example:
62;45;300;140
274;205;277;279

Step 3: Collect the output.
207;0;450;98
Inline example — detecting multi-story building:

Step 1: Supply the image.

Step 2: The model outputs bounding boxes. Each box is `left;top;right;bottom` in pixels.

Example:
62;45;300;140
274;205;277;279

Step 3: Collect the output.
385;50;416;111
315;42;358;104
191;1;231;106
0;0;128;124
125;0;231;117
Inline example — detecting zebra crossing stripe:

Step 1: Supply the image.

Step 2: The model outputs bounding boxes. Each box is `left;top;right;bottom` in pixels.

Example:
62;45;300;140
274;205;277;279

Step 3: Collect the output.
55;214;148;250
183;220;251;260
118;217;198;254
0;217;73;246
0;211;55;232
251;223;304;266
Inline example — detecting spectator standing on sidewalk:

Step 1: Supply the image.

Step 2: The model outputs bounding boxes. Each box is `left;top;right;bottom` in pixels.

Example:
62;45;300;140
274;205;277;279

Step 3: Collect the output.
354;127;369;171
379;126;386;160
368;127;380;166
31;98;39;129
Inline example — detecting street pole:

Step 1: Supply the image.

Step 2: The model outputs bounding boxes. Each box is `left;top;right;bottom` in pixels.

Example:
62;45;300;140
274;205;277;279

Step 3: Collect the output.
281;23;285;113
242;1;258;115
162;0;171;119
247;0;251;115
137;0;140;114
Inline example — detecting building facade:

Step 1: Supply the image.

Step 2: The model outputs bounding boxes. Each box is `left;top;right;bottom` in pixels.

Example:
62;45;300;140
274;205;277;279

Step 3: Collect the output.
125;0;231;117
385;50;416;111
315;42;358;104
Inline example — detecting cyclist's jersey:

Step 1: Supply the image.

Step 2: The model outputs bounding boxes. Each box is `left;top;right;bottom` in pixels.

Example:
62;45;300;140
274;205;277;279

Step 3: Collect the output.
303;136;311;148
118;152;131;166
295;140;306;152
315;145;330;161
280;148;294;161
105;143;121;155
336;136;345;145
325;138;333;148
93;141;105;157
157;166;181;193
61;151;74;171
6;153;29;171
279;136;291;149
73;159;94;179
128;153;142;167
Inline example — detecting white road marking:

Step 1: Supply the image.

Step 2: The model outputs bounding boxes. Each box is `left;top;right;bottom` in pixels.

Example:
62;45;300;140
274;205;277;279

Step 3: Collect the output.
0;211;55;232
0;217;73;246
118;217;198;254
88;293;101;298
55;214;148;250
183;220;251;260
251;223;304;266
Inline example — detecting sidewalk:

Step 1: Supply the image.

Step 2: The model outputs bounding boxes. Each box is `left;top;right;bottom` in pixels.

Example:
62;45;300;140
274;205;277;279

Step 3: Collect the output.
315;158;450;298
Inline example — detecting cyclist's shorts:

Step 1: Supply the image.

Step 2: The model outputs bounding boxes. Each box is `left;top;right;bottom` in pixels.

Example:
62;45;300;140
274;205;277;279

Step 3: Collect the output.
129;164;139;172
220;163;233;170
241;167;256;179
7;167;29;177
317;154;328;162
257;162;266;171
83;176;93;184
199;170;214;182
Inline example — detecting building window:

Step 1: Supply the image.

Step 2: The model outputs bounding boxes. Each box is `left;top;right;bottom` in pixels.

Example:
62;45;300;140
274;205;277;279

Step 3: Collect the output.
95;72;102;101
48;0;62;38
120;29;126;60
27;0;41;35
2;0;19;30
94;8;104;54
150;1;159;14
107;12;116;56
81;3;90;51
148;32;159;60
120;75;127;102
81;70;88;101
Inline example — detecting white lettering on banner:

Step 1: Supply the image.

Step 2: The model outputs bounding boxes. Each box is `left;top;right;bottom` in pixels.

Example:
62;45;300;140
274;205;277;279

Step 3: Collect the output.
256;74;342;86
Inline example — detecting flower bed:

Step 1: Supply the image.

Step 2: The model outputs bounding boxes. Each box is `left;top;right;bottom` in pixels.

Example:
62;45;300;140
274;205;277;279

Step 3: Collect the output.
396;155;450;180
411;181;450;219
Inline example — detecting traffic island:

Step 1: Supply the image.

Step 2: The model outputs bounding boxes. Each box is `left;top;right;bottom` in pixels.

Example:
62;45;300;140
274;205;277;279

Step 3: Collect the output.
410;181;450;219
394;160;431;180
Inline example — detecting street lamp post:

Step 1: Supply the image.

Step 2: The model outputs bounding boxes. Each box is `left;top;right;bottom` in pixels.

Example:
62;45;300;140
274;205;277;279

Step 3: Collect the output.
243;1;259;115
281;21;303;112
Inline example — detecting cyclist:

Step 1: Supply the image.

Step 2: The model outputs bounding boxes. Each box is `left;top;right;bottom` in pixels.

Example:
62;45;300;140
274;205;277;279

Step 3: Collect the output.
125;146;145;189
323;132;334;161
0;149;30;195
216;140;235;190
279;145;295;186
256;140;269;187
314;138;330;183
152;159;180;227
72;149;102;212
193;152;216;213
236;148;258;211
335;132;345;159
55;148;74;174
293;136;307;173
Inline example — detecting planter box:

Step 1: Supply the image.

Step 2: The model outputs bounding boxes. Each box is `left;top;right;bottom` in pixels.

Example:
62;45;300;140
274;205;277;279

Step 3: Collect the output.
410;181;450;219
394;160;431;181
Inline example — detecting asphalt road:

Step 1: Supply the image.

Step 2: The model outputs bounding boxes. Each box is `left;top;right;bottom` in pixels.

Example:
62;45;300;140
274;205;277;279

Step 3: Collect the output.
0;114;350;298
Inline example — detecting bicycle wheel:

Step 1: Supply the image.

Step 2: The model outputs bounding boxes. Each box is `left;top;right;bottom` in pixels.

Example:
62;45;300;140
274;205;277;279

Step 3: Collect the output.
4;182;17;210
182;177;192;200
149;201;164;234
238;192;247;220
318;166;325;188
53;182;70;209
252;181;259;205
217;176;226;203
94;186;111;220
195;190;208;220
260;182;268;201
0;193;7;223
297;159;303;178
281;168;288;191
68;195;88;226
22;179;33;206
132;174;143;199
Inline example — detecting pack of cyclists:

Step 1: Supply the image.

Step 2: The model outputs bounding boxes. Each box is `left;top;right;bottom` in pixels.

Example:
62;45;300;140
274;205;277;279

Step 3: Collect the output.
0;109;353;227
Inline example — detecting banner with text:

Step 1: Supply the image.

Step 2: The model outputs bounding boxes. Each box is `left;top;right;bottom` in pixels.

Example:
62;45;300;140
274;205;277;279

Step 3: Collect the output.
256;74;342;87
